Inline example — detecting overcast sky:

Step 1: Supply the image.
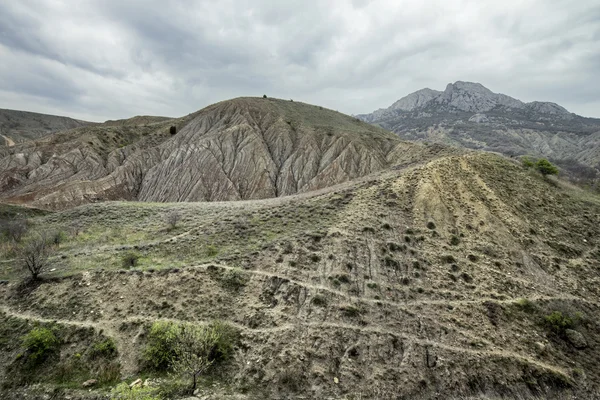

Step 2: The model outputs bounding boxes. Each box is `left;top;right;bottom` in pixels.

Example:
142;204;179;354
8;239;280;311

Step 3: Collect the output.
0;0;599;122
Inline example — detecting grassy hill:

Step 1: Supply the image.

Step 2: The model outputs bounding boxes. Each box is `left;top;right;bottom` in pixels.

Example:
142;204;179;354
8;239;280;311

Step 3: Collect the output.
1;151;599;399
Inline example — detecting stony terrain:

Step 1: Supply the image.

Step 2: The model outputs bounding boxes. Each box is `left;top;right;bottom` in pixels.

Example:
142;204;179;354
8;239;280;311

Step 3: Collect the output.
0;108;92;145
1;149;600;399
357;82;600;188
0;98;452;210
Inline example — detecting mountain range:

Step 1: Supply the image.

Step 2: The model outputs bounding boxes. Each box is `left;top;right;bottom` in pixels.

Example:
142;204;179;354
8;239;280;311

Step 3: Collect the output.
357;81;600;186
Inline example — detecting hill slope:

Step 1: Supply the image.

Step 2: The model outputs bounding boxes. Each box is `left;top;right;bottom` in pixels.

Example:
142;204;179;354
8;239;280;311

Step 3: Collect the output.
0;108;92;145
0;98;454;210
357;82;600;186
1;152;599;399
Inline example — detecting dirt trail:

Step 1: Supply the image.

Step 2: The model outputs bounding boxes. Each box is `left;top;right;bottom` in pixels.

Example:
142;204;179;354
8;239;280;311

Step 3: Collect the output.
0;304;569;379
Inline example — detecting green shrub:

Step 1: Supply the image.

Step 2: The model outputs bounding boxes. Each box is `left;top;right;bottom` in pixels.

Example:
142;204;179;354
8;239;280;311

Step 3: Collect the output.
21;327;60;364
144;320;238;372
110;382;160;400
515;298;537;313
220;268;248;291
426;221;436;230
89;338;118;360
522;156;535;168
536;159;559;176
311;295;327;306
545;311;580;335
206;245;218;257
144;321;180;371
121;251;140;268
450;235;460;246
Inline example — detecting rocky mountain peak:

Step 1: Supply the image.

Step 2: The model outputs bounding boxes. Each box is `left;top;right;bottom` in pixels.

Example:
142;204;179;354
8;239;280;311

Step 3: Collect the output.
436;81;524;112
389;88;442;112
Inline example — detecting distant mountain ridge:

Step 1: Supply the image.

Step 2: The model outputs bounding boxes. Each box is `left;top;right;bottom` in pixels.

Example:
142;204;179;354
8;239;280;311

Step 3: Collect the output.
0;108;92;145
357;81;600;187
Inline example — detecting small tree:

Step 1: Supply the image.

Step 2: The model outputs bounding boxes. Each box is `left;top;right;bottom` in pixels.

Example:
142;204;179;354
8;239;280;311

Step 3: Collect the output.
20;231;53;280
173;324;221;393
536;159;558;176
165;211;181;230
4;219;27;242
263;94;267;99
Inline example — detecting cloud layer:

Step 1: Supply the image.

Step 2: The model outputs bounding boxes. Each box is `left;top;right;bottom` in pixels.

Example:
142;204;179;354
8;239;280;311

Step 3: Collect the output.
1;0;599;121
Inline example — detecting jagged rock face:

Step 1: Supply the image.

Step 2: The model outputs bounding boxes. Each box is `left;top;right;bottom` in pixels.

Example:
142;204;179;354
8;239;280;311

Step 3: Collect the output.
357;81;600;185
0;108;91;145
0;98;447;209
436;81;525;112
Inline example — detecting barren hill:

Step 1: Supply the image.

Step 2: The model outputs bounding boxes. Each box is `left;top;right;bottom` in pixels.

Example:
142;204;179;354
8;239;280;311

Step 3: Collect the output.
1;151;599;399
0;108;92;145
357;82;600;187
0;98;454;210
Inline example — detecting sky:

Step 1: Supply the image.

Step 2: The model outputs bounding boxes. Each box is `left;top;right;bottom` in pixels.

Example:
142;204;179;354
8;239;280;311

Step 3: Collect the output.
0;0;599;122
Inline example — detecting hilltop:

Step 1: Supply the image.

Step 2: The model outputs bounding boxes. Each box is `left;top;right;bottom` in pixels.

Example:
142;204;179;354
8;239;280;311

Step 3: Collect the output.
0;98;454;210
357;82;600;187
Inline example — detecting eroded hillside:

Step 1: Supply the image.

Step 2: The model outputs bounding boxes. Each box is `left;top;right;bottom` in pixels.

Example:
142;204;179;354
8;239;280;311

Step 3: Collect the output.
1;152;599;399
0;108;92;145
0;98;450;210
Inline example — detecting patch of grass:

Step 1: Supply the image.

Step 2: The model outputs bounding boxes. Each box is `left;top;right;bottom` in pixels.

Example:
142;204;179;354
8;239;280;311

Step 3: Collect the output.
205;245;218;257
121;251;140;268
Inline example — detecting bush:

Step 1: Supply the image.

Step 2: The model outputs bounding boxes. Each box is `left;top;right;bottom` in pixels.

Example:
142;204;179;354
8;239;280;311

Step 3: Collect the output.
536;159;559;176
205;245;218;257
545;311;580;335
22;327;60;364
220;268;248;291
522;156;535;168
144;320;238;373
2;219;27;242
89;338;118;360
20;231;54;280
165;211;181;230
426;221;436;230
110;382;160;400
49;229;67;247
144;321;180;371
122;252;140;268
263;94;267;99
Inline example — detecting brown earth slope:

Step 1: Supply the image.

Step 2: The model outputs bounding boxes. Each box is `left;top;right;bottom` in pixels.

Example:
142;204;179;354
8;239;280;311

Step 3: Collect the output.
1;152;599;399
0;98;453;210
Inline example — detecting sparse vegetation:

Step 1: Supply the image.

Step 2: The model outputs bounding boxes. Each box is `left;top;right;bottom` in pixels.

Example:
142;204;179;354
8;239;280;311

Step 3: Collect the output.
165;210;181;230
110;382;160;400
19;231;54;280
536;158;559;176
21;327;60;365
121;251;140;268
545;311;580;336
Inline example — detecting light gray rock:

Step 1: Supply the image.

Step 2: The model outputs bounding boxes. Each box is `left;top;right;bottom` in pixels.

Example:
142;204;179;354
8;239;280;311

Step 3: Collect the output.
565;329;587;349
468;114;489;123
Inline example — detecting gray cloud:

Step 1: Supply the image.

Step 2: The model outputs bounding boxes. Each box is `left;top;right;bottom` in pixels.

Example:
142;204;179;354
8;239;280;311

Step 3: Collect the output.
0;0;599;121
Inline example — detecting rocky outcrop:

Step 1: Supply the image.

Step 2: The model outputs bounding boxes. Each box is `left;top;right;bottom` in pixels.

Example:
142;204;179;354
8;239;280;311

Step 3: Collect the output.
357;81;600;185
